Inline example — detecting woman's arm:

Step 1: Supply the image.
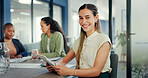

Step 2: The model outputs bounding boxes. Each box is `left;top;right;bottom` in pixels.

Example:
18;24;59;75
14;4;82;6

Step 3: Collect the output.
58;48;75;65
46;48;75;72
54;42;111;77
39;34;44;53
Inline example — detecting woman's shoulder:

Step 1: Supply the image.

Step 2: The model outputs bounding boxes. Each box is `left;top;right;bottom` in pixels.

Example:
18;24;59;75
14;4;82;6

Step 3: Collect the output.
41;33;47;39
95;32;111;45
53;31;63;37
96;32;110;40
12;38;21;43
53;31;62;35
12;38;19;41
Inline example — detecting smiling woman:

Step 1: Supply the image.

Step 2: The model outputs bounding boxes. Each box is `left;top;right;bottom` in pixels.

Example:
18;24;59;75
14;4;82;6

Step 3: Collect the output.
46;4;111;78
0;23;28;59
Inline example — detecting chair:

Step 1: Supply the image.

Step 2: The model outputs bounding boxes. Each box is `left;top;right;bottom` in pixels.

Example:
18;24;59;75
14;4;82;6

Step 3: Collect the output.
110;53;118;78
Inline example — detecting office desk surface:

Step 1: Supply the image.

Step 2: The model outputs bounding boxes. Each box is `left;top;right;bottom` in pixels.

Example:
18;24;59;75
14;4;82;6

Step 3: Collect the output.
1;68;66;78
0;57;76;78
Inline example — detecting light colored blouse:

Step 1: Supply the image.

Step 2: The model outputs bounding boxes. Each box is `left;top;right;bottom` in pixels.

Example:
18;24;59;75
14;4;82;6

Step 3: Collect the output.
47;38;50;53
72;31;112;73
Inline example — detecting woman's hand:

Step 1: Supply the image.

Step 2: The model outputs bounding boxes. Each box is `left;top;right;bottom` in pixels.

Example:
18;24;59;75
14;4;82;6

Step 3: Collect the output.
46;62;55;72
16;54;23;58
32;55;38;59
31;49;38;59
10;55;16;59
53;65;72;76
10;55;22;59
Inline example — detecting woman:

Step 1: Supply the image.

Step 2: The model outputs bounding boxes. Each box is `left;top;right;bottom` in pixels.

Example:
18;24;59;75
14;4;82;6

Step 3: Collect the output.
0;23;28;59
46;4;112;78
33;17;67;58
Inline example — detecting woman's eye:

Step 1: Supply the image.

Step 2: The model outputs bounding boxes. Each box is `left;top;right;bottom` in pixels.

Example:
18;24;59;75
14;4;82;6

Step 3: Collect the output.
86;17;90;19
79;18;83;19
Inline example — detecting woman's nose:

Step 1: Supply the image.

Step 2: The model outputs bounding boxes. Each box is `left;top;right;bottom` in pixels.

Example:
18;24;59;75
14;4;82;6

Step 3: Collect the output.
82;19;86;24
11;32;13;34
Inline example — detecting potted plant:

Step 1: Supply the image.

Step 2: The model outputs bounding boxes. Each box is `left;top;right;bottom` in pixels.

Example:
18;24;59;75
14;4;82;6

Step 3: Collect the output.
116;31;147;78
115;30;126;47
132;64;146;78
115;30;127;62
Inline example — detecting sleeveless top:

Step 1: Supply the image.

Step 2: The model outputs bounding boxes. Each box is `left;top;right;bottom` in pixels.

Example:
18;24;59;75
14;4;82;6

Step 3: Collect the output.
72;31;112;73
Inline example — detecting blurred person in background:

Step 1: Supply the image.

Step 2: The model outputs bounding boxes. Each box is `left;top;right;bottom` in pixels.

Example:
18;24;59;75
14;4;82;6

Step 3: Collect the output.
32;17;68;58
0;23;28;59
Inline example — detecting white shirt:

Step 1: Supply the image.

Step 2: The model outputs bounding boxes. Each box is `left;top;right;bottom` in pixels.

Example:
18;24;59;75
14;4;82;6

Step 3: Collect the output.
47;38;50;53
72;31;112;73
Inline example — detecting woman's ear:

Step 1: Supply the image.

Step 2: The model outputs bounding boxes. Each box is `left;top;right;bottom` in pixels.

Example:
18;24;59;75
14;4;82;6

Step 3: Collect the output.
48;24;50;28
3;30;5;33
95;14;99;22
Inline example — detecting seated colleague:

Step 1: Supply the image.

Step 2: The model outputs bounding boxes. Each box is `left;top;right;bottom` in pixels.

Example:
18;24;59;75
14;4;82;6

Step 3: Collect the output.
32;17;67;58
0;23;28;59
46;4;112;78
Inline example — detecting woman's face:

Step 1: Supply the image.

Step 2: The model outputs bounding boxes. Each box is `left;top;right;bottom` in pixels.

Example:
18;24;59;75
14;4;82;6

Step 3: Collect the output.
40;21;50;34
4;25;15;39
79;8;98;33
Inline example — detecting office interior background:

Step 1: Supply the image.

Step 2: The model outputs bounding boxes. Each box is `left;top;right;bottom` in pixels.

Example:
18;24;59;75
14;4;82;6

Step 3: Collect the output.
0;0;148;78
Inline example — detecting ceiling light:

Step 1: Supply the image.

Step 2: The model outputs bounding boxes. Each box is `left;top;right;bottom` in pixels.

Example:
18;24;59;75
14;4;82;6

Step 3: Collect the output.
18;0;42;4
10;9;14;12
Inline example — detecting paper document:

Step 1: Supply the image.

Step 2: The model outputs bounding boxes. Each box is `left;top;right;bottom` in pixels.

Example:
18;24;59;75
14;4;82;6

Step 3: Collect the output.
48;57;61;61
10;56;32;63
10;63;41;68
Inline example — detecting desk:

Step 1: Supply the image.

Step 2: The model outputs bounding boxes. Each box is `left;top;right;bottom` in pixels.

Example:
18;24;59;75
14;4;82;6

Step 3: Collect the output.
0;57;76;78
1;68;66;78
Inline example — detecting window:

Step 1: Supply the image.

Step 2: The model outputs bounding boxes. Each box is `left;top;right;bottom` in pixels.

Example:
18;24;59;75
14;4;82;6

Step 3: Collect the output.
11;0;50;44
11;0;32;44
53;5;62;27
33;1;49;42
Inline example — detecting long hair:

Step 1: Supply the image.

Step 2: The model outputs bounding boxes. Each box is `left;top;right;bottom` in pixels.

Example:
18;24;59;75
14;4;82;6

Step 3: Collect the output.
76;4;102;69
41;17;68;53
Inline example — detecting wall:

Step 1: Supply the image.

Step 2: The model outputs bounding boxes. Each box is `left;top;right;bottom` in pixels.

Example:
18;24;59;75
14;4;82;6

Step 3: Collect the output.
0;0;11;39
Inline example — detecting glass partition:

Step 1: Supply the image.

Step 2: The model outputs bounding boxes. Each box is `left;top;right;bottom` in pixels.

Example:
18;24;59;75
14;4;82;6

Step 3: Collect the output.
114;0;127;78
131;0;148;77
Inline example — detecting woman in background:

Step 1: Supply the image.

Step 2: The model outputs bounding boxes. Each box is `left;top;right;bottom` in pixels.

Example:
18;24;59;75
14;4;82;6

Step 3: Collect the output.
32;17;68;58
46;4;112;78
0;23;28;59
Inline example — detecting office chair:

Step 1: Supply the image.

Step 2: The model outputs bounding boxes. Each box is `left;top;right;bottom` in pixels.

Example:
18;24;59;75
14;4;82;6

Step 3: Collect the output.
110;53;118;78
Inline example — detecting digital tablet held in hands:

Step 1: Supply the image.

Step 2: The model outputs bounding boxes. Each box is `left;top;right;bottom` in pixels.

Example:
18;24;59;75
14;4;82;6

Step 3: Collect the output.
36;54;55;66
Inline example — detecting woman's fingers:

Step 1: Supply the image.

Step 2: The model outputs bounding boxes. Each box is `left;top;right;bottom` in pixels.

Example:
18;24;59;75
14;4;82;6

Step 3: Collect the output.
53;66;61;70
16;55;23;58
48;68;54;72
46;62;55;72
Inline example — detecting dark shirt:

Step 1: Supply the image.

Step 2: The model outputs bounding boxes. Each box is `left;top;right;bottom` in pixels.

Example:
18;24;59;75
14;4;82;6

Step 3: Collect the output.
0;38;28;57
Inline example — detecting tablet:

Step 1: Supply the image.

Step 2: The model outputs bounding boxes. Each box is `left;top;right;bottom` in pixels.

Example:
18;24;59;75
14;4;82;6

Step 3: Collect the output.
36;54;55;66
